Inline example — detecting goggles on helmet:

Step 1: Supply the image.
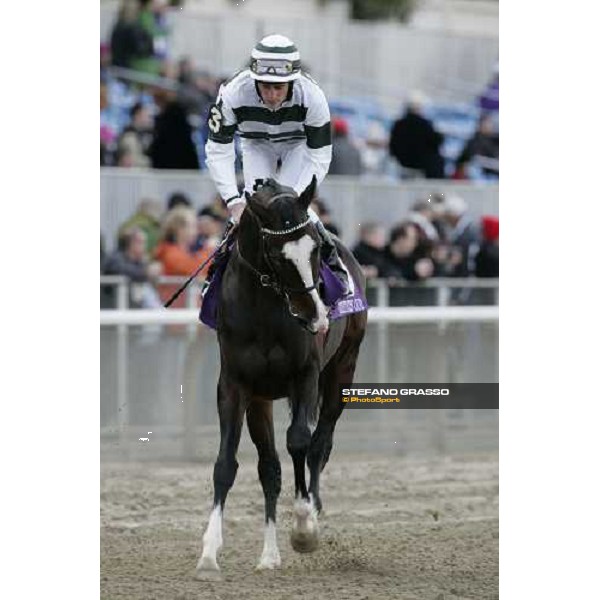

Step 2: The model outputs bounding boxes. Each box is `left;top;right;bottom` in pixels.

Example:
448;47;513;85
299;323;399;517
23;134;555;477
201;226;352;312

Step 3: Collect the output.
250;58;300;78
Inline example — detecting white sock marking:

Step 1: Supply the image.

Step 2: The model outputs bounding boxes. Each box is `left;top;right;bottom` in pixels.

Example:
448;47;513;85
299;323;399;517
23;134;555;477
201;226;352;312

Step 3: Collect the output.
197;505;223;571
257;519;281;569
282;235;329;332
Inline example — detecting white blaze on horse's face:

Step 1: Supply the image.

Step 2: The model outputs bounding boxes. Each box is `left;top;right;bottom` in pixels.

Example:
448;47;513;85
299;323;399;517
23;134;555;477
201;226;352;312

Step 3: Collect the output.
282;234;329;333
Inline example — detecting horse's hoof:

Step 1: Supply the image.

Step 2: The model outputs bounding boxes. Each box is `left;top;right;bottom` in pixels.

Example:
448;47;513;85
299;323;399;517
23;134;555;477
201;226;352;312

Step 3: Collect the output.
256;551;281;570
290;530;319;553
195;555;221;580
291;496;320;553
194;567;223;582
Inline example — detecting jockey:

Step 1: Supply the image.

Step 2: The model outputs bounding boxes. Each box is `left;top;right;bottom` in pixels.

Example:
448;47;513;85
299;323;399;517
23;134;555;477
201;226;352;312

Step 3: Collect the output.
203;34;350;295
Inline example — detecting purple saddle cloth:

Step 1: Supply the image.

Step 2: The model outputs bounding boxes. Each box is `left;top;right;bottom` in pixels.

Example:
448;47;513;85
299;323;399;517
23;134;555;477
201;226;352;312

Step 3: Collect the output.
199;256;368;330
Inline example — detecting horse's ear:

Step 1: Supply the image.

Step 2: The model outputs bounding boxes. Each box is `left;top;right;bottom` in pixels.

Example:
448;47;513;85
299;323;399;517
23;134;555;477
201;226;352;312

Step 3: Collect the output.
244;191;251;203
298;175;317;210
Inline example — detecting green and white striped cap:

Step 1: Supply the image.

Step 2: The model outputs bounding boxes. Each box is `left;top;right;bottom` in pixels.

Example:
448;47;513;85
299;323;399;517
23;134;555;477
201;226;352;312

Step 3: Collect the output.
250;34;301;82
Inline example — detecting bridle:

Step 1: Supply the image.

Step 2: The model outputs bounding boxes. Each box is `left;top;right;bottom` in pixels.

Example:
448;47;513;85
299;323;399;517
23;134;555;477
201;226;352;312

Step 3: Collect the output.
236;196;322;300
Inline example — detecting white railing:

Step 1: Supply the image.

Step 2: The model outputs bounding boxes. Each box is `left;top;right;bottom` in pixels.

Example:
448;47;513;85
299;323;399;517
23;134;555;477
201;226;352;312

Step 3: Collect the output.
101;275;202;313
100;305;497;326
101;275;499;310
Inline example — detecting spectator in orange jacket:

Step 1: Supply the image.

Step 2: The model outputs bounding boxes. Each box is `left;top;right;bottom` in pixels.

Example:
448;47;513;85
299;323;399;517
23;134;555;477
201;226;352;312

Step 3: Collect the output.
154;207;211;307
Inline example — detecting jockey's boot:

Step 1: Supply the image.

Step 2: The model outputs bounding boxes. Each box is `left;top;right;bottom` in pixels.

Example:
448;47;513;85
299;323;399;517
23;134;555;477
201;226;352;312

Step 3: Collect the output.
201;221;235;297
315;220;351;297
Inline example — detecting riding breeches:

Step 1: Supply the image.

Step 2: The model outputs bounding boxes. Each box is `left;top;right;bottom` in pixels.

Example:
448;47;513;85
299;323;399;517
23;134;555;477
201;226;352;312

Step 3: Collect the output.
240;139;321;224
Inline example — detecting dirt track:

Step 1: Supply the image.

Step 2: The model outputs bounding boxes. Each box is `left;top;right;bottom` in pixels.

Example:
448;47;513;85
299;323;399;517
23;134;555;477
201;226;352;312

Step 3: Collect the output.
101;452;498;600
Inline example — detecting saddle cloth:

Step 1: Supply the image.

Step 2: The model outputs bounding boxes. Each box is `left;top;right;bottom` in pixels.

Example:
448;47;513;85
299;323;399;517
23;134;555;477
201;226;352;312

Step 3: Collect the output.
199;254;368;330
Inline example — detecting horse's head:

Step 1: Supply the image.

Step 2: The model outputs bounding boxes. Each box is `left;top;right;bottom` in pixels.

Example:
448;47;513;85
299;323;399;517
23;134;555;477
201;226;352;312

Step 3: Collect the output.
243;176;329;334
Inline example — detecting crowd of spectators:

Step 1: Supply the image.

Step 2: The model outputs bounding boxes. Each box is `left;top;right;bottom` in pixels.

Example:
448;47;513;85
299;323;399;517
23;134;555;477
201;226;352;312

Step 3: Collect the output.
101;191;227;309
101;2;499;181
351;193;499;285
388;91;499;181
101;187;498;310
101;1;221;169
100;52;220;168
100;2;498;309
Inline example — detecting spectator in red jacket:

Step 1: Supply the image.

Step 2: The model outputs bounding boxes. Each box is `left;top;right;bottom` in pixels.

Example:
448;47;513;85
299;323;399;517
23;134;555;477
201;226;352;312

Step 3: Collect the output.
329;117;363;176
475;216;499;278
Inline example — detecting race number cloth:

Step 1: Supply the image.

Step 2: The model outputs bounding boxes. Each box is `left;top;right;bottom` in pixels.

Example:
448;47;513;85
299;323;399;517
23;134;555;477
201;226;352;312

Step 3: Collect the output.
319;263;368;320
199;256;367;330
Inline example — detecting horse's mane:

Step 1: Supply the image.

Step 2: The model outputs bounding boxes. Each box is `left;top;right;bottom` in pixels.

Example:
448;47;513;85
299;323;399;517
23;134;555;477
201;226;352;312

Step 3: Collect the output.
253;179;295;205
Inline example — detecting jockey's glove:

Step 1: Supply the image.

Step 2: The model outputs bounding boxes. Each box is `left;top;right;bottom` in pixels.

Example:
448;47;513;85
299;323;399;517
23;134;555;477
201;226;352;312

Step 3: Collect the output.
227;197;246;224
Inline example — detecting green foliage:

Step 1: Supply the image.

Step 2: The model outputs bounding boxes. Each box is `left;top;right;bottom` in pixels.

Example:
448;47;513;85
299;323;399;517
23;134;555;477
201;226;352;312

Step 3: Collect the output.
319;0;418;22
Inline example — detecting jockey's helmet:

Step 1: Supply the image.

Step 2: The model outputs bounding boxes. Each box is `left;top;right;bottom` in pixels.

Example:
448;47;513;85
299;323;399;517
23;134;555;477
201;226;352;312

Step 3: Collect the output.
250;34;301;82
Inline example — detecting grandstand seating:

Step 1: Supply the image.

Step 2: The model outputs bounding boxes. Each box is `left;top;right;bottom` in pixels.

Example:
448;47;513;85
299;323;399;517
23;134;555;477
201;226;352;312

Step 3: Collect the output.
103;71;497;181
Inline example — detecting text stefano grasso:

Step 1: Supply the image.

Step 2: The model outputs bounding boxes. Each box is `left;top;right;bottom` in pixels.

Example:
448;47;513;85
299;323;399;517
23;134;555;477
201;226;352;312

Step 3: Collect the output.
341;388;451;396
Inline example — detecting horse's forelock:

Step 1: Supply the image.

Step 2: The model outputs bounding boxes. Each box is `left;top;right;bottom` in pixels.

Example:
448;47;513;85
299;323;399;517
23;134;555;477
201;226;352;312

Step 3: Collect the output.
253;184;304;226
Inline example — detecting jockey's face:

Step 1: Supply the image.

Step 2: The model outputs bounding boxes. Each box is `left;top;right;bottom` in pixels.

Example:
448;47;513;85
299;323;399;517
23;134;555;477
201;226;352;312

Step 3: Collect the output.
257;82;290;110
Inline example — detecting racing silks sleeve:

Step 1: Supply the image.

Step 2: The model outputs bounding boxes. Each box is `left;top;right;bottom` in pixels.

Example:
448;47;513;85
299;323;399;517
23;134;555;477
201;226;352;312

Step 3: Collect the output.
205;86;243;207
292;83;332;195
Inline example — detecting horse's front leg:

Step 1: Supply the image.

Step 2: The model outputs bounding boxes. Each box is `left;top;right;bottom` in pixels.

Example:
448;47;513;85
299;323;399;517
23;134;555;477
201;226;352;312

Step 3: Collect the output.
196;374;246;576
287;368;320;553
247;399;282;570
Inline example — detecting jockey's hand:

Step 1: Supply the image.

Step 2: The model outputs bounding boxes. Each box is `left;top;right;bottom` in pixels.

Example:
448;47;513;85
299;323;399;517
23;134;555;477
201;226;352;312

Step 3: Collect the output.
228;201;246;225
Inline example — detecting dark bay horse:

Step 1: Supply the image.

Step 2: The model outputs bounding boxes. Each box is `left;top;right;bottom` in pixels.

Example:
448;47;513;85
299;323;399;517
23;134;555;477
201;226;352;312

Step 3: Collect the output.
196;177;367;574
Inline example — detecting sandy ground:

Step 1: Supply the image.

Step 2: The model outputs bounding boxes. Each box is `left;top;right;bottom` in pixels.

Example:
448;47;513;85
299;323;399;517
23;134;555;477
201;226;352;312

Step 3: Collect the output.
101;452;498;600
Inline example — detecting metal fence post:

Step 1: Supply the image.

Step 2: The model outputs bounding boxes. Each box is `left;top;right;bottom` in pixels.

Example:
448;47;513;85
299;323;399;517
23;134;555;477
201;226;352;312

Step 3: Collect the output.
186;283;198;339
376;280;390;382
375;279;389;307
436;285;450;308
437;284;450;334
116;278;130;456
